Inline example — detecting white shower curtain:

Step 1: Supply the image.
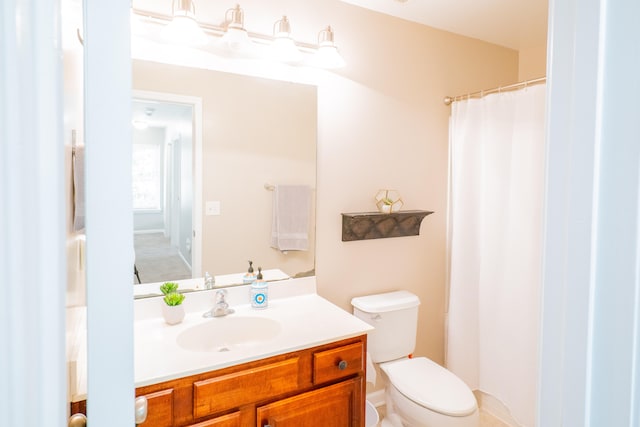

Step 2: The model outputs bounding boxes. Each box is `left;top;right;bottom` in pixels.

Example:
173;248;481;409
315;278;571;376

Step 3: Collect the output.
446;84;546;427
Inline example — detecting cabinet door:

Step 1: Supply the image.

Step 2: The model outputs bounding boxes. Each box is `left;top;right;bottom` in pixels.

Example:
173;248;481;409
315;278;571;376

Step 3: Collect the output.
138;388;174;427
187;411;241;427
256;379;362;427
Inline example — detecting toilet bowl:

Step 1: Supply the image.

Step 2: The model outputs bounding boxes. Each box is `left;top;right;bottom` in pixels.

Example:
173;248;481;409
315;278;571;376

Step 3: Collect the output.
381;357;479;427
366;399;380;427
351;290;479;427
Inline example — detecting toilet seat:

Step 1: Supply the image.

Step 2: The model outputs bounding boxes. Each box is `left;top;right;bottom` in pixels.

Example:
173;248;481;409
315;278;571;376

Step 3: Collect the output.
380;357;477;417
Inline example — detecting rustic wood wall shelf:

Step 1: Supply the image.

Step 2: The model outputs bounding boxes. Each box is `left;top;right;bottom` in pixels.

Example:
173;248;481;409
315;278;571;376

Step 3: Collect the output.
341;210;433;241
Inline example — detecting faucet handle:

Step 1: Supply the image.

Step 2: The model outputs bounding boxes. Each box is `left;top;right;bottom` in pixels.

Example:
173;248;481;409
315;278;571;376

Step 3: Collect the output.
215;289;228;303
204;288;234;317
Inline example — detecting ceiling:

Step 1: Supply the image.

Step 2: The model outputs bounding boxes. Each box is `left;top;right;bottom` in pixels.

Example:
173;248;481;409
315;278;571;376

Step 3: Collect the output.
339;0;548;50
65;0;547;52
132;99;192;130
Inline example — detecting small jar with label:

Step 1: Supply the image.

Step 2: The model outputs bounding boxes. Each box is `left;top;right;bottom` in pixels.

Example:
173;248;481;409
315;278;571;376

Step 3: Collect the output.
250;267;268;309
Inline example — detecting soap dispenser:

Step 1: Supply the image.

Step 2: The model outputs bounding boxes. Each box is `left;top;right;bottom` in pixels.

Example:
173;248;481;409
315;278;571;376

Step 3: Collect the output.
250;267;268;309
243;260;256;284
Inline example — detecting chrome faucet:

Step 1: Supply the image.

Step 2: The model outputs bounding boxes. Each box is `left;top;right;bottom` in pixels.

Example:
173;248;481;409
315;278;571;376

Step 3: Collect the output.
204;272;214;289
203;289;235;318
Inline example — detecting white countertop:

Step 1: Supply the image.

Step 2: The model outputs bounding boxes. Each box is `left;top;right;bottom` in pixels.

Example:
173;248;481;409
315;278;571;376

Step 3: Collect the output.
135;293;373;387
69;277;373;401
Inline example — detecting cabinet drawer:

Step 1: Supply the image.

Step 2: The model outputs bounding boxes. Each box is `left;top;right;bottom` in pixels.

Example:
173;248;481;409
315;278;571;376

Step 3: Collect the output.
193;357;300;419
313;342;364;385
137;388;174;427
187;411;240;427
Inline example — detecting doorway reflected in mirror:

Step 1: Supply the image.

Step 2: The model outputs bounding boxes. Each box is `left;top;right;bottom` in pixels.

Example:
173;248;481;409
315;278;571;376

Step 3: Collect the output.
132;98;195;284
134;232;191;284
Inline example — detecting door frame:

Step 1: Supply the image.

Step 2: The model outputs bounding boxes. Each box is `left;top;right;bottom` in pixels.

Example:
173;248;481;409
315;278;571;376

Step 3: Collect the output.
132;89;203;279
83;1;134;426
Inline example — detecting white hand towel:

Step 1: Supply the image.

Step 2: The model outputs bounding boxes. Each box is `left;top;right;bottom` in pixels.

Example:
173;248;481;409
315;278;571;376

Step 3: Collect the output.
270;185;311;251
72;145;85;232
366;352;377;386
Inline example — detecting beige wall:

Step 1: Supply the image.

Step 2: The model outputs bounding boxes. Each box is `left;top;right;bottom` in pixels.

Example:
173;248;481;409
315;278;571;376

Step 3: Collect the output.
66;0;521;368
246;1;519;364
133;61;317;278
131;0;519;365
519;44;548;81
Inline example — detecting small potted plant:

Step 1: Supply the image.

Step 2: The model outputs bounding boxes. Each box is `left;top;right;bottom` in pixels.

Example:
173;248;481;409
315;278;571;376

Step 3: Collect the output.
380;197;394;214
160;282;185;325
375;189;404;214
160;282;179;295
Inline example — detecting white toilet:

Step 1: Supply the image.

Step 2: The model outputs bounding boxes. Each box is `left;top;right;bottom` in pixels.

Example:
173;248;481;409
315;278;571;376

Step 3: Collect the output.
352;290;479;427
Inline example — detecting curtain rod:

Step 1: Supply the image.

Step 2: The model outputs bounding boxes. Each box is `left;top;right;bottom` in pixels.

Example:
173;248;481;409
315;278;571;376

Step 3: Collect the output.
443;76;546;106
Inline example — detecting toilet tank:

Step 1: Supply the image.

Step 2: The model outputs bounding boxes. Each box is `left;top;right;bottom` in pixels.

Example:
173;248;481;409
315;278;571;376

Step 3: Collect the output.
351;290;420;363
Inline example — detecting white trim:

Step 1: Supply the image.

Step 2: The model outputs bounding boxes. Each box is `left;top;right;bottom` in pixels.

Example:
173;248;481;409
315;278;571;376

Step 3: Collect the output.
84;1;134;425
474;391;522;427
133;209;164;213
0;1;66;425
133;89;203;278
134;229;166;234
538;0;602;421
539;0;640;424
178;250;192;270
585;0;640;423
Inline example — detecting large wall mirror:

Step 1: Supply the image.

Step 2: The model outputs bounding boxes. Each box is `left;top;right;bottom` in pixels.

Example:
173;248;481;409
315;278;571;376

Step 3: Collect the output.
132;59;317;296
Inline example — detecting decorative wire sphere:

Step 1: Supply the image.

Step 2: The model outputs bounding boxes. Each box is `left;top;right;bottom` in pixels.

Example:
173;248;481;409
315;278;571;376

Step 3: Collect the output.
374;189;403;214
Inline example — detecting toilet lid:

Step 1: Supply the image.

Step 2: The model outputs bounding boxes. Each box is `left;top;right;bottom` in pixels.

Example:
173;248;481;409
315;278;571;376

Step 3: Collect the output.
380;357;477;417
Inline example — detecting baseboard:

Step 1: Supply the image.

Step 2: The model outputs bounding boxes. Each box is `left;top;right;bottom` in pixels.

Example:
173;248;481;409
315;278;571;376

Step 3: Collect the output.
134;229;165;234
367;389;386;407
474;390;522;426
178;250;192;270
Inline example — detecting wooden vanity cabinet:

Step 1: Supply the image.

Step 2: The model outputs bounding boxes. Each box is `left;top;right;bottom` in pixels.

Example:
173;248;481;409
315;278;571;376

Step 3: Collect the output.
256;378;360;427
130;335;366;427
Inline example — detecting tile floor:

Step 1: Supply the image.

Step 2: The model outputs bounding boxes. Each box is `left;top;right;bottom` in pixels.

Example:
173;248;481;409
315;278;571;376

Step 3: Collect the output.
374;406;514;427
480;410;513;427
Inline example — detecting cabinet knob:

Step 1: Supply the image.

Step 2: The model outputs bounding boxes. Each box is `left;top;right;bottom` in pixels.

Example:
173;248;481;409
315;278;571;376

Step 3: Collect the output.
135;396;148;425
69;413;87;427
338;360;348;370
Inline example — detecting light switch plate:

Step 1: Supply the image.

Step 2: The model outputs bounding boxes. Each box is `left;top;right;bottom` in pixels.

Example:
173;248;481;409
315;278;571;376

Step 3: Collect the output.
205;201;221;216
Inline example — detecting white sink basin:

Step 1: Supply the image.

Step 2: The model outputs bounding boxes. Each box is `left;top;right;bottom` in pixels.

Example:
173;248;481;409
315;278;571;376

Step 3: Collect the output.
176;316;282;352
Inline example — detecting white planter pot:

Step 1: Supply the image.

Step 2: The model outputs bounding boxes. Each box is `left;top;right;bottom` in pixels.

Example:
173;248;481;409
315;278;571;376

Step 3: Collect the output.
162;304;185;325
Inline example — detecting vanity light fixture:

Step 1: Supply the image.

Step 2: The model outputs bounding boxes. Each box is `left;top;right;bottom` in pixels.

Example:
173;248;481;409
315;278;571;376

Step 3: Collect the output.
220;4;253;51
270;16;303;63
132;5;347;68
314;26;346;69
162;0;208;46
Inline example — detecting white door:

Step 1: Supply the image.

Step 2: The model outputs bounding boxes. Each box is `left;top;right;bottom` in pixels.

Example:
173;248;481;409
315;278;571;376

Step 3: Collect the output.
0;1;134;426
1;0;68;425
83;1;135;426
